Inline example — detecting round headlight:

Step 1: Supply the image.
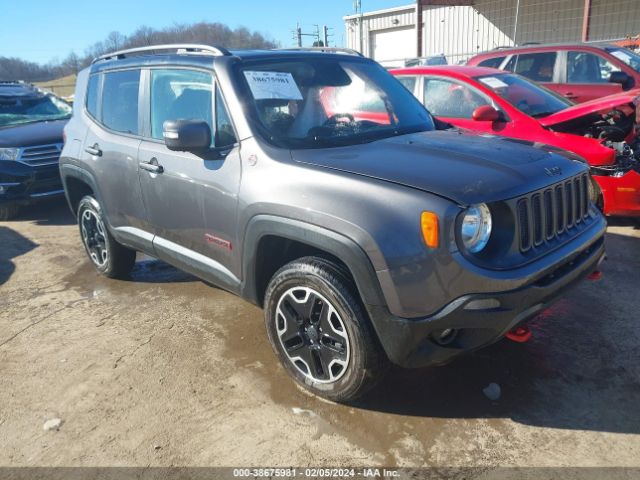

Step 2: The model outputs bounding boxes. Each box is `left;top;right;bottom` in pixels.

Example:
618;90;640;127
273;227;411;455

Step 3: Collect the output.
461;203;492;253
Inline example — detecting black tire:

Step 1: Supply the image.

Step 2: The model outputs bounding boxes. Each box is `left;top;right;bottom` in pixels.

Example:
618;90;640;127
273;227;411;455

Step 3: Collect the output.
264;256;388;402
77;195;136;279
0;205;19;221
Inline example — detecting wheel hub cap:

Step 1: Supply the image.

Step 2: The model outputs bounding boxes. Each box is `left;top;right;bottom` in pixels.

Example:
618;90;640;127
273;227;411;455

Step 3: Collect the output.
275;287;350;383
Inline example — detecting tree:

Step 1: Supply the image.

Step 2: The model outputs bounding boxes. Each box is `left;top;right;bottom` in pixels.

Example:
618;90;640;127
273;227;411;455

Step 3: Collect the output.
1;22;278;82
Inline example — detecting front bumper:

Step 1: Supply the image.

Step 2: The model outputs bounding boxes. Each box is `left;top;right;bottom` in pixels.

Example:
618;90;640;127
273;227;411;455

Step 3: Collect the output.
0;161;63;207
367;223;606;368
595;169;640;216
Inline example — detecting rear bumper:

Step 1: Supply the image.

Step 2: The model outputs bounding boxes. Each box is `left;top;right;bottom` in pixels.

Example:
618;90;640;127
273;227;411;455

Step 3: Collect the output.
367;220;606;368
596;169;640;216
0;161;63;207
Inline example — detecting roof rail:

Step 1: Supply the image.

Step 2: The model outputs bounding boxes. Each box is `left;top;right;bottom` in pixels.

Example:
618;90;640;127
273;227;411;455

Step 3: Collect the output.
272;47;364;57
92;44;232;64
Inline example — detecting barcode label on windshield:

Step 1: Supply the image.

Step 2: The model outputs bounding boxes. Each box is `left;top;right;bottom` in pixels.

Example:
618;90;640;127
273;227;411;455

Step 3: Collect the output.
244;71;303;100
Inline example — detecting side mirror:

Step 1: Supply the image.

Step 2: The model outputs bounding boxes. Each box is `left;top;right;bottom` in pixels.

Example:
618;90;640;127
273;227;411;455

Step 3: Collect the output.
609;71;632;88
163;120;211;152
472;105;501;122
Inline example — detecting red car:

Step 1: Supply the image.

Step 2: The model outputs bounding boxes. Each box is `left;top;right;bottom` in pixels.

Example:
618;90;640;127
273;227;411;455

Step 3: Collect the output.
391;65;640;216
466;44;640;104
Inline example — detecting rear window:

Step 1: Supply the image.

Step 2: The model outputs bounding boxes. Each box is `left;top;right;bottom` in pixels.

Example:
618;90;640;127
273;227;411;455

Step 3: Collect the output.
86;74;99;119
101;70;140;135
477;56;506;69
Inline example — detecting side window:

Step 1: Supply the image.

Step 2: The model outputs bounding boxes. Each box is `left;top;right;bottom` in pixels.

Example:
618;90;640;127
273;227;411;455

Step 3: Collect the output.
150;69;213;141
396;76;417;96
567;51;620;84
214;86;237;148
478;56;506;69
422;78;491;118
86;74;99;119
101;70;140;135
512;52;556;82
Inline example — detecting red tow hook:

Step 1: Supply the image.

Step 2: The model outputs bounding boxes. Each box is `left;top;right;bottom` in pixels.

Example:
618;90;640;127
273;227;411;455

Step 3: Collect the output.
587;270;603;281
506;325;532;343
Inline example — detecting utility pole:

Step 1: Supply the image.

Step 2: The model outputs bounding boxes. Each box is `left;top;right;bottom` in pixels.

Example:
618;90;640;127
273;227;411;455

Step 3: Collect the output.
354;0;363;54
323;25;330;47
292;23;323;47
295;23;302;47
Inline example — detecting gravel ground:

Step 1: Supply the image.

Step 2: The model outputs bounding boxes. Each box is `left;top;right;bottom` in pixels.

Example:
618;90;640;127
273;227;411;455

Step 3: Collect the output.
1;199;639;473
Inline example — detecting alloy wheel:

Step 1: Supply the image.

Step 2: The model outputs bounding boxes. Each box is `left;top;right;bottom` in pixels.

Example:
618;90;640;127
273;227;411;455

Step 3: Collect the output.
275;286;350;383
80;209;108;267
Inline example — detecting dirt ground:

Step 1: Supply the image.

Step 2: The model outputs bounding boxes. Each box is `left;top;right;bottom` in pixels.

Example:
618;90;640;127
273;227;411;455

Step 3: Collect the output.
1;199;640;472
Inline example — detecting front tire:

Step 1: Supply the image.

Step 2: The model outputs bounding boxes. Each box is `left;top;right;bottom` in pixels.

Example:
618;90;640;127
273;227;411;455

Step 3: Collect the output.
77;196;136;279
264;256;387;402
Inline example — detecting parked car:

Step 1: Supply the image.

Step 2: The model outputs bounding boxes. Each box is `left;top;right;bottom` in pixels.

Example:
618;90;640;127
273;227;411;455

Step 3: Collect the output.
61;45;605;401
466;43;640;103
404;54;448;67
392;65;640;216
0;81;71;220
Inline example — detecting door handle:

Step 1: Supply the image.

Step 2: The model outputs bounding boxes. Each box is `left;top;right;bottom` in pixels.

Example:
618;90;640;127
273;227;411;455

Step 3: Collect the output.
139;157;164;174
84;144;102;156
564;92;577;99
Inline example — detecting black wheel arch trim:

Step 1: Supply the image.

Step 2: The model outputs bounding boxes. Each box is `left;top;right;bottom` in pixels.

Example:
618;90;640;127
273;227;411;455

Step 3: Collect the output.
240;215;388;311
60;163;103;213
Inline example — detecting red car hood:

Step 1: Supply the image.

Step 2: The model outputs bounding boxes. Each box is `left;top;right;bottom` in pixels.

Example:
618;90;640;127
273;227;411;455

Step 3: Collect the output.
539;89;640;127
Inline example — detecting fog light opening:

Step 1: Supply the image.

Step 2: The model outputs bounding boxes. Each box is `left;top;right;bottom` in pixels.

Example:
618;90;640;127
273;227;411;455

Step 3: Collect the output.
433;328;458;346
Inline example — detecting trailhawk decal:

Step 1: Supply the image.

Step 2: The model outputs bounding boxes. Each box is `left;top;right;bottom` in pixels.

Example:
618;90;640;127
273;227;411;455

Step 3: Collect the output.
205;233;233;251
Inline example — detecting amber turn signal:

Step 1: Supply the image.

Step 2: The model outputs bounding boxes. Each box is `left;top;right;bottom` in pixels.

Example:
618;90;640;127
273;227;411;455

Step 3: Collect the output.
421;211;439;248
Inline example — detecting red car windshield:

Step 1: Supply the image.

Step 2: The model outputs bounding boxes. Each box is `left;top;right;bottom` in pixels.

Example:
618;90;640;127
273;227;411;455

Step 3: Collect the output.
474;73;571;118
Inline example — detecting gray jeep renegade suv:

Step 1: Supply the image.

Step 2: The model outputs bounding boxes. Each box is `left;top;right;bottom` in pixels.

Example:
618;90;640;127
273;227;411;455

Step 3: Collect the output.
61;44;606;401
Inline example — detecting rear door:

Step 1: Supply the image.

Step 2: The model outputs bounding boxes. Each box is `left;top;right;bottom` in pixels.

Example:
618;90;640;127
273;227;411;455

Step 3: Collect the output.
137;67;241;287
503;51;560;93
80;68;150;250
554;50;622;103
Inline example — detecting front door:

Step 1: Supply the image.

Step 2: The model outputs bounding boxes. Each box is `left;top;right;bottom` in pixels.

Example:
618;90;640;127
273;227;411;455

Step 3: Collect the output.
420;76;520;137
137;67;241;288
554;50;623;103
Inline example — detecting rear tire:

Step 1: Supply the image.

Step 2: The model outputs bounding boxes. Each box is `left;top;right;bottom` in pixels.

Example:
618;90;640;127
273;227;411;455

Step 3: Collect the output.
264;256;388;402
77;195;136;279
0;205;19;221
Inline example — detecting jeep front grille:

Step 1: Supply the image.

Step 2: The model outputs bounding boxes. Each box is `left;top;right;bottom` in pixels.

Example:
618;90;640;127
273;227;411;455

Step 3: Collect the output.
17;143;62;167
516;173;590;252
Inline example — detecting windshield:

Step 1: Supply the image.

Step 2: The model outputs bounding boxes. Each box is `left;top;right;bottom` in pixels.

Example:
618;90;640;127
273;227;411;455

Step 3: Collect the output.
475;73;572;118
606;47;640;72
0;93;72;128
236;57;434;149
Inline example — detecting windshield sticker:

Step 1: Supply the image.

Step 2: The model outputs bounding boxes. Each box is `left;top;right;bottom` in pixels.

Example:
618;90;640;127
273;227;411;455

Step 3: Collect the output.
479;76;508;89
610;50;632;64
243;71;303;100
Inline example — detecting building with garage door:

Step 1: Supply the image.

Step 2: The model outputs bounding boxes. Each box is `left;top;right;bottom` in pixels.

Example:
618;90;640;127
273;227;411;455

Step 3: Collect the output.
344;0;640;67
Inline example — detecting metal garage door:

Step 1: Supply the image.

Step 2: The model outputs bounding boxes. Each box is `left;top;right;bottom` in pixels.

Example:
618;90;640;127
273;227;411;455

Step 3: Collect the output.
370;27;416;65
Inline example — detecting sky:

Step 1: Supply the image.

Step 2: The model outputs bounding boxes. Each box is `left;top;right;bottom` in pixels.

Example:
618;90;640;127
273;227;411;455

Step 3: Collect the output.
0;0;409;64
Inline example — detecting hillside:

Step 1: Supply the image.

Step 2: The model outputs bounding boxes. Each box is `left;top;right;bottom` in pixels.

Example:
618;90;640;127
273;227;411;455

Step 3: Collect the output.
35;74;77;98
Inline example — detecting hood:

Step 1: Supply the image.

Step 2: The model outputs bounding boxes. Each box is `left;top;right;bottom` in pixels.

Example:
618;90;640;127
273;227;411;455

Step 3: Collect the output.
292;129;587;205
539;89;640;128
0;119;67;148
